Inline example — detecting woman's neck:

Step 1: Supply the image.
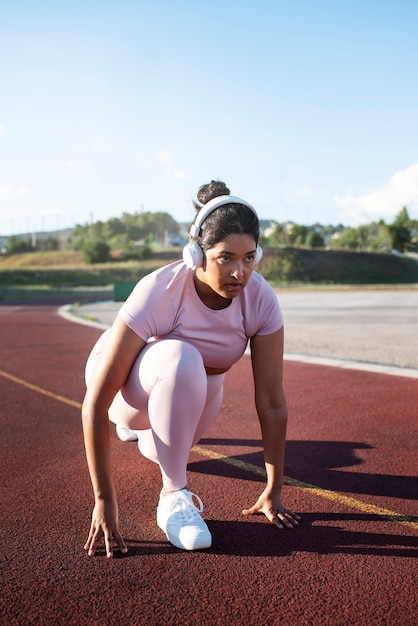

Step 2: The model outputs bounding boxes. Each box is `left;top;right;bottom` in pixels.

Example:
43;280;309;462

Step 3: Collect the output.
193;274;232;310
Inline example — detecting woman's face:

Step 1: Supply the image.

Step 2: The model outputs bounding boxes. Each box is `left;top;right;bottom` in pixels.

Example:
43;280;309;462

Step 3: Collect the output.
194;233;258;307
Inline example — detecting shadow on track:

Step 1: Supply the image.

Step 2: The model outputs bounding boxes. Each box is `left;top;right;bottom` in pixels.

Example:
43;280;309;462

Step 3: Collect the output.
190;438;418;500
87;515;418;560
206;515;418;558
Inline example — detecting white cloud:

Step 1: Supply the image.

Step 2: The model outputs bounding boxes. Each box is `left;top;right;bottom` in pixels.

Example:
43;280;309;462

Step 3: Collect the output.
0;182;29;197
93;139;105;150
335;164;418;225
0;123;4;136
301;185;313;196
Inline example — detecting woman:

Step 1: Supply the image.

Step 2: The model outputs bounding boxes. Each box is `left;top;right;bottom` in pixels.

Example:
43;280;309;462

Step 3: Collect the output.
82;180;300;557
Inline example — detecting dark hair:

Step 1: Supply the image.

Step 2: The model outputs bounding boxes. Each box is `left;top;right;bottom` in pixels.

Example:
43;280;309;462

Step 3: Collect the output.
192;180;260;252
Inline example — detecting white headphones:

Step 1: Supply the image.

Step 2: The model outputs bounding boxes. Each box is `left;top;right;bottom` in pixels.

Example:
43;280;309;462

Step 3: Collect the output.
182;194;263;270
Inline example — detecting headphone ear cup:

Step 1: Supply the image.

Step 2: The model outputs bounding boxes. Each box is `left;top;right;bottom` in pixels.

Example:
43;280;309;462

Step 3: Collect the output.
183;241;204;270
255;245;263;265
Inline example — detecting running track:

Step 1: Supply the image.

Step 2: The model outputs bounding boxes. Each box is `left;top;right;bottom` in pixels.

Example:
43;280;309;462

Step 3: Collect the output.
0;304;417;625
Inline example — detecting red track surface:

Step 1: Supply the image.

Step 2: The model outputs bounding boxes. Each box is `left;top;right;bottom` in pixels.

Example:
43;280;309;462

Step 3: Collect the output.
1;304;417;626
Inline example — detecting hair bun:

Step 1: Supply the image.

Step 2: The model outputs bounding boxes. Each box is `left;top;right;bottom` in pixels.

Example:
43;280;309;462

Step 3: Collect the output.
196;180;231;207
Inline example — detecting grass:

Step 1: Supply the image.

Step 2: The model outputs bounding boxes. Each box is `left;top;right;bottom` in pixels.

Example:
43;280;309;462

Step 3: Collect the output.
0;250;179;302
0;250;84;268
1;248;417;303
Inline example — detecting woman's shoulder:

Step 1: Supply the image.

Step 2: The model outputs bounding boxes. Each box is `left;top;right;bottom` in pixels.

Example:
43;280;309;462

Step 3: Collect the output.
118;261;189;339
139;260;188;290
247;270;275;295
241;271;283;335
124;260;191;310
243;272;278;308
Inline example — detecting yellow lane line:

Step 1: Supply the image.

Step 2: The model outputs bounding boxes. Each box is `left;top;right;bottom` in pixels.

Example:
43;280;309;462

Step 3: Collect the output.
2;369;416;531
192;445;418;531
0;369;82;410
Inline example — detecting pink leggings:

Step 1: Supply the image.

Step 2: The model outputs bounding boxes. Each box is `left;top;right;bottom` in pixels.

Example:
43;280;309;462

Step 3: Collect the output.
85;332;224;490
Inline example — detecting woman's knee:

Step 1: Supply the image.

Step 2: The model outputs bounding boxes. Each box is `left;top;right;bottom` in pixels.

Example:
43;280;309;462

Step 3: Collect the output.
170;340;205;378
120;339;205;408
139;339;205;388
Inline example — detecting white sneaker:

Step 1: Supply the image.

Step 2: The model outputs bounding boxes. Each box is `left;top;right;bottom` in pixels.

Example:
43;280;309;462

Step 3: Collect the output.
116;425;138;442
157;489;212;550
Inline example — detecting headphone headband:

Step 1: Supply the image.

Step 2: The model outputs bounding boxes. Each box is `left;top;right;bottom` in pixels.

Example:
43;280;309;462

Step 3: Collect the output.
189;195;257;238
183;193;262;270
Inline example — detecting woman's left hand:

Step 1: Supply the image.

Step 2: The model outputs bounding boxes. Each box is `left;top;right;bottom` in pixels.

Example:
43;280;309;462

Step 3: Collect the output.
242;489;300;529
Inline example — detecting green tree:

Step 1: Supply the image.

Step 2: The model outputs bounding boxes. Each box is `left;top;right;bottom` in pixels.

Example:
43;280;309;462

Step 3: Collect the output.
82;239;111;264
6;236;31;254
305;230;325;248
72;223;90;250
40;236;60;251
289;224;308;246
330;227;358;250
134;211;180;243
356;225;371;250
108;233;136;257
387;207;411;252
103;218;127;240
265;222;291;246
366;221;392;253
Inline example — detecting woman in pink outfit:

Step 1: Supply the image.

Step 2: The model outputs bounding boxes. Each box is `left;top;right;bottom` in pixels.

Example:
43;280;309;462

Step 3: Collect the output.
82;180;300;556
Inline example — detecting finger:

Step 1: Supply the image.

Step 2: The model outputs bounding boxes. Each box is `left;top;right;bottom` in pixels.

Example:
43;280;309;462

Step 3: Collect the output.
105;536;113;559
270;509;300;529
85;532;101;556
84;533;94;553
103;531;114;558
84;524;94;550
277;514;294;529
284;509;301;521
113;529;128;554
282;509;301;526
269;510;284;529
84;520;99;551
242;507;261;517
90;536;101;556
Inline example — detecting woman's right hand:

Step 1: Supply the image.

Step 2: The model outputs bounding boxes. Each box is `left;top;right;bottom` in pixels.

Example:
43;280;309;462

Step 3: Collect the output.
82;319;146;558
84;497;128;558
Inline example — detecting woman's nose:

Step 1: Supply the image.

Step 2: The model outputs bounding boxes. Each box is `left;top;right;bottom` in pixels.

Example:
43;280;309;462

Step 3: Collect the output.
231;263;244;278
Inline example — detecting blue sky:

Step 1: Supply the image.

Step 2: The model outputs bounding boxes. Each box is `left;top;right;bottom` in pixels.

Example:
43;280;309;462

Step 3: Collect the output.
1;0;418;235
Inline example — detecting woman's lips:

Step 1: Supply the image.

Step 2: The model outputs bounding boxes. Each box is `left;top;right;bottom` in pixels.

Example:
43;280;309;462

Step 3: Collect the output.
225;282;242;292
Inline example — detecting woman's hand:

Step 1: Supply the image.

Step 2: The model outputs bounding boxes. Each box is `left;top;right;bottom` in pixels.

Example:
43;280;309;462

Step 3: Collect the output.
82;320;146;559
84;497;128;558
242;488;300;529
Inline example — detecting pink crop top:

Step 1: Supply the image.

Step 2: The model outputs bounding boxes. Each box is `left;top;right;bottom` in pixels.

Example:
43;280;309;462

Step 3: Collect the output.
118;261;283;370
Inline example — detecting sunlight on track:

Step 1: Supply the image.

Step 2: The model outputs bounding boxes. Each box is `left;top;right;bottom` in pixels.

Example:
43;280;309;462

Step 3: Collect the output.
0;369;82;410
1;367;416;532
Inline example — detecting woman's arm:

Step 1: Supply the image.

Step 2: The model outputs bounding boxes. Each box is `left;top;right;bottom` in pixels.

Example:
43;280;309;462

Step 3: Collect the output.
242;327;300;528
82;315;147;556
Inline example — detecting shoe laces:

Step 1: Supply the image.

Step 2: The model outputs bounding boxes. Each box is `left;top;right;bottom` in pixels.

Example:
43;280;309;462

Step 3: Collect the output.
165;490;204;521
